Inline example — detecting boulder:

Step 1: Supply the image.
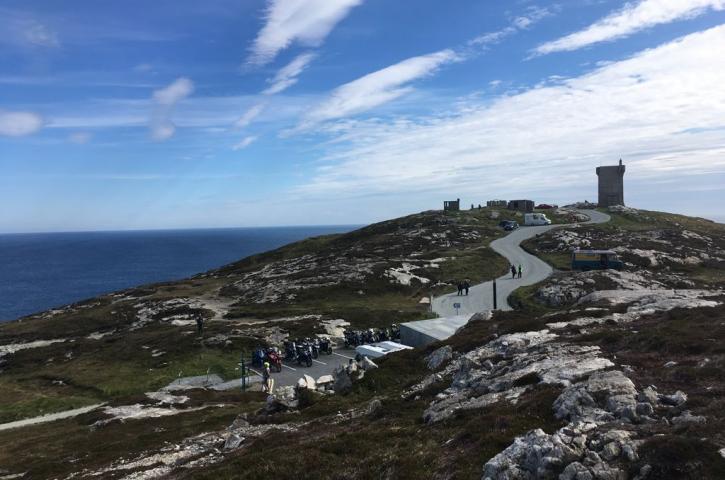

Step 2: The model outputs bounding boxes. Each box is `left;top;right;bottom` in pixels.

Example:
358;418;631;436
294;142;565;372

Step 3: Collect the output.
426;345;453;371
333;368;353;394
659;390;687;406
316;374;334;386
223;433;244;450
366;399;383;418
637;387;658;405
468;311;492;323
360;356;378;370
671;410;706;426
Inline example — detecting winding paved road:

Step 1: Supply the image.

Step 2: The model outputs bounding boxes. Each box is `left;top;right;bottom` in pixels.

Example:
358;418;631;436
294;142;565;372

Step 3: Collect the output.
432;210;610;317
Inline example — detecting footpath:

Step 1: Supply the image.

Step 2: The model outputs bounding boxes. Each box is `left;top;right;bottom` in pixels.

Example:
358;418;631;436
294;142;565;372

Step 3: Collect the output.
432;210;610;317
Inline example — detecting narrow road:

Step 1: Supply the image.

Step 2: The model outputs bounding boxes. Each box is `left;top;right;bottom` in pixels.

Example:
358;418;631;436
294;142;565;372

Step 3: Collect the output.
432;210;610;317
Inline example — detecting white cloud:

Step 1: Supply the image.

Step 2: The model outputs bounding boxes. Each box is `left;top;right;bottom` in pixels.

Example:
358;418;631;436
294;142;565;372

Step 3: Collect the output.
0;8;60;49
297;26;725;200
298;49;459;129
535;0;725;55
152;77;194;105
469;6;553;48
247;0;363;66
232;135;258;150
150;77;194;141
68;131;92;144
0;110;44;136
234;103;266;128
263;52;316;95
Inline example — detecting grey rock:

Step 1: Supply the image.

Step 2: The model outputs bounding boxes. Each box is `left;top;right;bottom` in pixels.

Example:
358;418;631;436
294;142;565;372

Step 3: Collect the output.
333;368;353;394
637;387;658;405
427;345;453;371
560;462;593;480
469;311;493;322
622;444;638;462
223;433;244;450
663;361;678;368
671;410;706;426
366;399;383;418
636;402;654;416
659;390;687;406
360;356;378;370
601;442;621;461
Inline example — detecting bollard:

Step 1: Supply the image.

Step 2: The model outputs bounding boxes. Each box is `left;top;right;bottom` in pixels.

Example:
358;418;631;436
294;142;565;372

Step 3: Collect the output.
239;349;247;392
493;279;497;310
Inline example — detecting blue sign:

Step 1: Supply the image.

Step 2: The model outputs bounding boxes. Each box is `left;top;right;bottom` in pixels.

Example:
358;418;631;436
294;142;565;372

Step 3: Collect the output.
453;302;461;309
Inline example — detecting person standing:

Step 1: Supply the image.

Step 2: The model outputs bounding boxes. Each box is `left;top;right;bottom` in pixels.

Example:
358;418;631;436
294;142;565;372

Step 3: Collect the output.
195;316;204;335
464;280;470;296
457;282;463;296
262;361;273;394
511;265;516;279
518;265;522;278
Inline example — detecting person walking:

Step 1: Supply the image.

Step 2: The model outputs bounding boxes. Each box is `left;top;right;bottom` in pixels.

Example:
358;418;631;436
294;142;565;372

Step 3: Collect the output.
464;280;470;296
511;265;516;279
518;265;522;279
195;316;204;335
457;282;463;296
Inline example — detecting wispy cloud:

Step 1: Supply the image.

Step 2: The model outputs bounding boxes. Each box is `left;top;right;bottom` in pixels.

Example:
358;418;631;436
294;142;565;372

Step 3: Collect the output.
296;49;459;130
247;0;364;66
0;110;44;137
0;8;59;48
263;52;316;95
232;135;258;150
297;26;725;200
150;77;194;141
234;103;266;129
534;0;725;55
469;5;553;49
68;131;92;144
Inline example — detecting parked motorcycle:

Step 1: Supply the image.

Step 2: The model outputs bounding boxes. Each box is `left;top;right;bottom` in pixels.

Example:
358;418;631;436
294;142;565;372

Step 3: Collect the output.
296;344;313;367
318;337;333;355
265;348;283;373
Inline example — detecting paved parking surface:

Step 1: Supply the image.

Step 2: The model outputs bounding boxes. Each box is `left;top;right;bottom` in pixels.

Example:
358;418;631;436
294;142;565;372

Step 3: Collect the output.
247;348;357;388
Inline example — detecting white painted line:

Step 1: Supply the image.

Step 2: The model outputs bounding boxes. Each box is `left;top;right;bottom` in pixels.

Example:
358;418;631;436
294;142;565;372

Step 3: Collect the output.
248;368;262;376
333;352;354;360
312;359;326;365
282;364;297;371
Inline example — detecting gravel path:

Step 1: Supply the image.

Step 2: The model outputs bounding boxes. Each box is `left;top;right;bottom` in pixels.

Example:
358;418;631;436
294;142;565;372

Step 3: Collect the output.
432;210;610;317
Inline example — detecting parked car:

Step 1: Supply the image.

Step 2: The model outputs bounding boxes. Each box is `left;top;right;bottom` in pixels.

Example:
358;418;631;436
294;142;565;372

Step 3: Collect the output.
524;213;552;226
499;220;519;231
571;249;624;271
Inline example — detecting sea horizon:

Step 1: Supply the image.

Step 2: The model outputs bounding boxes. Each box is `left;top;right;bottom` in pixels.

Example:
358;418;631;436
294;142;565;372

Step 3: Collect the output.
0;225;361;323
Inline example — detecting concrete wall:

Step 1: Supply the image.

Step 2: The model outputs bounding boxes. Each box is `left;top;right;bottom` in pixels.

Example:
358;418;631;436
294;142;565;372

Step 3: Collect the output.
400;316;469;348
596;162;626;207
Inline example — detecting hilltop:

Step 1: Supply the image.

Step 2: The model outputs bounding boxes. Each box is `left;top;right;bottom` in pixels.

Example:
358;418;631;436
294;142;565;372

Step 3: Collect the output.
0;206;723;479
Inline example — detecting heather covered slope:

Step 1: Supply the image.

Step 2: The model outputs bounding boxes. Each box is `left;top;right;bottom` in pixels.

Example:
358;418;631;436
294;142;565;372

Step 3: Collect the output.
0;206;723;479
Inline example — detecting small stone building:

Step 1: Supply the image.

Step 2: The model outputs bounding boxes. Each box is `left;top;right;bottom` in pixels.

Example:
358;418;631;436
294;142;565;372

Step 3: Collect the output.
507;199;534;213
487;200;508;208
444;199;460;211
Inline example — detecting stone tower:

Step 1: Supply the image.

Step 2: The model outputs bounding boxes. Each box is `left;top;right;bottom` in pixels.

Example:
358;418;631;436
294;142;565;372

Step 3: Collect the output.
596;159;626;207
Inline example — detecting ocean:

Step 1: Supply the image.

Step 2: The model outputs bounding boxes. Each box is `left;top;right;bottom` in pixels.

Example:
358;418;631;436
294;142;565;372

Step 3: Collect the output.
0;225;357;323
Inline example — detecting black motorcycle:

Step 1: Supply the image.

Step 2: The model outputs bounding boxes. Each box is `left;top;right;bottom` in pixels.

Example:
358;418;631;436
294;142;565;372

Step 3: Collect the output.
296;344;313;367
318;337;333;355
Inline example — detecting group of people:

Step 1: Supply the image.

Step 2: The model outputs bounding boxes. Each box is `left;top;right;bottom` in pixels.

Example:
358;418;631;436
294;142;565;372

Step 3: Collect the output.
511;264;523;279
456;280;471;296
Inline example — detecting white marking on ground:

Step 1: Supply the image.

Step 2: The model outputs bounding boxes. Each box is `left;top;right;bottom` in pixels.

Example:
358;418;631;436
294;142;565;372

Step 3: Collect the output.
312;359;326;365
282;364;297;371
333;352;354;360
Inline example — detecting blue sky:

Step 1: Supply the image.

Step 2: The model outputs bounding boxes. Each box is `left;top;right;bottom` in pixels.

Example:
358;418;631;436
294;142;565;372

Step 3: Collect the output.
1;0;725;233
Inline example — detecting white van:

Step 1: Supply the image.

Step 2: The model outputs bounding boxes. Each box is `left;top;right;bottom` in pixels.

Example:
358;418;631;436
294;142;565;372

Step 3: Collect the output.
524;213;552;226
